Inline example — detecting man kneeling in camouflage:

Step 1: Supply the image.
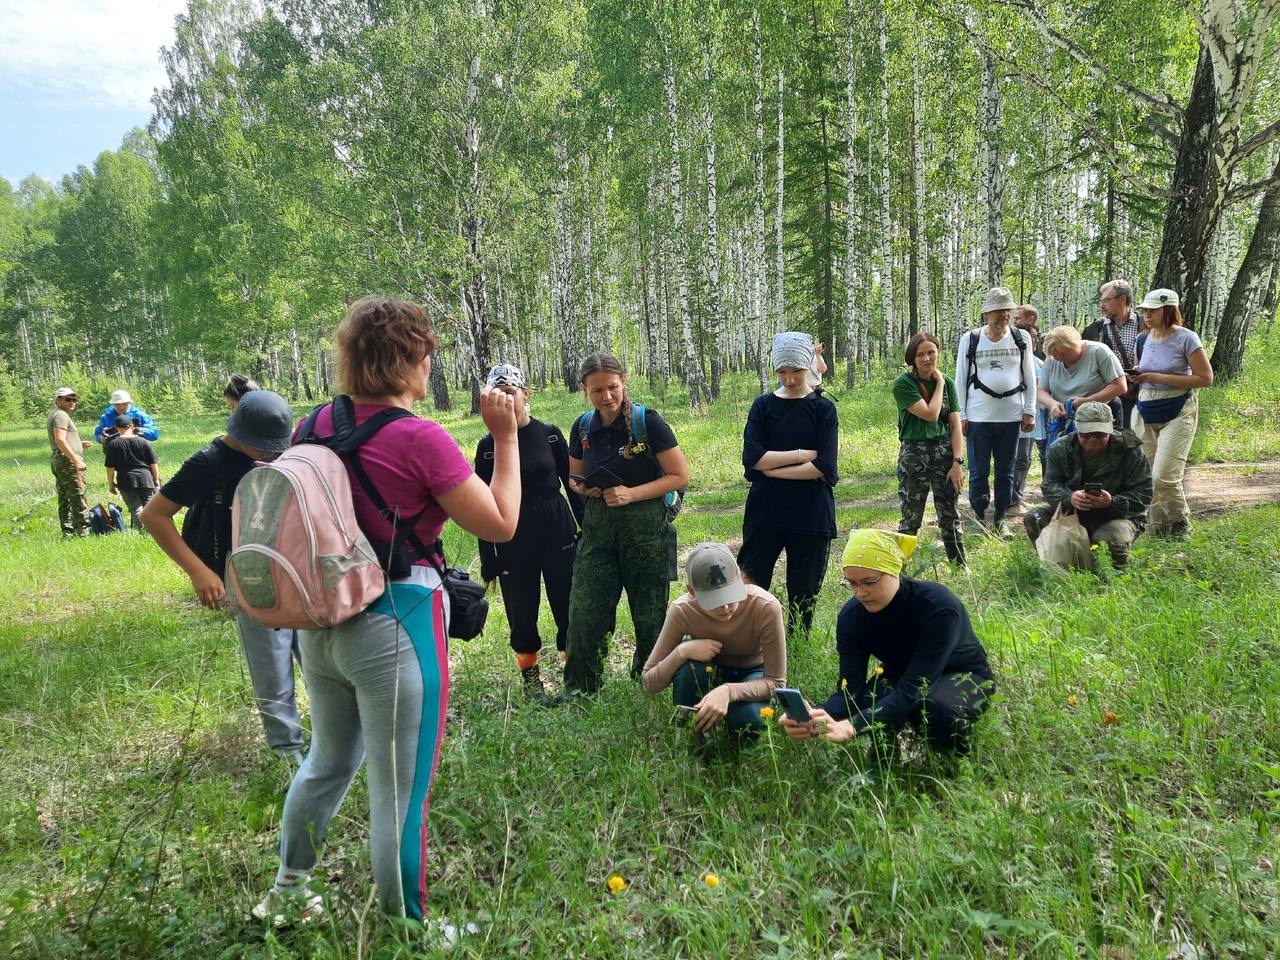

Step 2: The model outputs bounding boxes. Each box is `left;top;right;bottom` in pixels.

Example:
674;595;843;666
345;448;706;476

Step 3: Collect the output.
1023;401;1152;568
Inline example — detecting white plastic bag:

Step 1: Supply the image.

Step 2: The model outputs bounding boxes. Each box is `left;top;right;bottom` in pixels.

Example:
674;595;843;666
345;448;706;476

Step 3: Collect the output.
1035;504;1094;571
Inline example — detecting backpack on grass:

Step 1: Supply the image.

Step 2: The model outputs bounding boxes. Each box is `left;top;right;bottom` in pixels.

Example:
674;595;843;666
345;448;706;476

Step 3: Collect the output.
577;402;686;521
226;398;413;630
89;502;126;535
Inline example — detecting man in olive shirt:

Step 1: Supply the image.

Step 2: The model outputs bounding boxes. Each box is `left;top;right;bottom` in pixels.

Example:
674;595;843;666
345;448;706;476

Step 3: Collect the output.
47;387;92;537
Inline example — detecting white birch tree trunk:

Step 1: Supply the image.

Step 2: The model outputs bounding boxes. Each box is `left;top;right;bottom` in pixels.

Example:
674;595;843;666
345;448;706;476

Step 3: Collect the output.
703;44;724;400
752;8;770;394
844;0;863;387
662;35;709;409
876;0;895;347
775;56;786;335
980;52;1005;287
911;39;932;332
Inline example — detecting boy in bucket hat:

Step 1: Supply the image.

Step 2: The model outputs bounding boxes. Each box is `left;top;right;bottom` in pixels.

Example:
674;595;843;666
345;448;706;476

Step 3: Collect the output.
639;543;786;737
142;391;306;759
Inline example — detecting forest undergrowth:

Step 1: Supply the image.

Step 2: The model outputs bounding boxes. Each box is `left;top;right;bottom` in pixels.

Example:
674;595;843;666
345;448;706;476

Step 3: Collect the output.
1;341;1278;958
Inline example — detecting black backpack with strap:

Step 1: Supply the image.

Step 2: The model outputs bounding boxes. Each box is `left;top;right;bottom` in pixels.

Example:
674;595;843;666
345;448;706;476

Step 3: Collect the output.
965;326;1030;399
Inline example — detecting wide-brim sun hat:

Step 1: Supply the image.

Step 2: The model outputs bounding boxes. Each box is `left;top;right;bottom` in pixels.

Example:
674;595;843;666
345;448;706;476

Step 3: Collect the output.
109;389;134;405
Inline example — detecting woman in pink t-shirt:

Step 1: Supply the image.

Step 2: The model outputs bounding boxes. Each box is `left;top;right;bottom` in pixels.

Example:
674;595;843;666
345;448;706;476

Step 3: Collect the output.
254;298;521;928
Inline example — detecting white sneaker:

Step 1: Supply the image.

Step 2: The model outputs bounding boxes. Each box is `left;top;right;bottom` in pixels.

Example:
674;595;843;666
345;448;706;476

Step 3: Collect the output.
427;917;480;951
251;889;325;927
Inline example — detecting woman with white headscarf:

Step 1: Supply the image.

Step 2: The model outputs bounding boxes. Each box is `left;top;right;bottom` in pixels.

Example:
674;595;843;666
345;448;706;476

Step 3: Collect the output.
779;529;994;755
739;332;839;635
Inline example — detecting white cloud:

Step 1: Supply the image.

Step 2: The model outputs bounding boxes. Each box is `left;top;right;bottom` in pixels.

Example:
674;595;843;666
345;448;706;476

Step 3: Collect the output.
0;0;188;111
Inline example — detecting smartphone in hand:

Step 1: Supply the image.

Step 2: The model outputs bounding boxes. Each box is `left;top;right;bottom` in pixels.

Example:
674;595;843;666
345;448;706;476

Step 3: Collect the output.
774;687;810;723
1084;482;1103;494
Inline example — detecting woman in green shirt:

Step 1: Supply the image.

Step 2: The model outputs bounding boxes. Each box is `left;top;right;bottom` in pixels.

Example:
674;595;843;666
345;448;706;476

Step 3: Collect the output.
891;333;966;566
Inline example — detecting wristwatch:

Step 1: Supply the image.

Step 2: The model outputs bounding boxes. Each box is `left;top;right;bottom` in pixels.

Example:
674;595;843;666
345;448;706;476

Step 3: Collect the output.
953;458;964;465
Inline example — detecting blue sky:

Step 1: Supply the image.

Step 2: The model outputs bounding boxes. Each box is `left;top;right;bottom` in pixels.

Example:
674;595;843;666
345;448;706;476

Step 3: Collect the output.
0;0;187;187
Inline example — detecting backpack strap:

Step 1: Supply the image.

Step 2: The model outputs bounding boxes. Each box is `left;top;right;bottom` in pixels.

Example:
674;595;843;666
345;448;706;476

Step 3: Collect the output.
300;396;436;565
1101;320;1132;369
1135;332;1148;363
966;326;1028;399
630;403;653;461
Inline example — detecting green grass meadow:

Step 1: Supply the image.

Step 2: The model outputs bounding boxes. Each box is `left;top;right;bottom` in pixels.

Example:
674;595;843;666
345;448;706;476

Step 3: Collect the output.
2;338;1280;958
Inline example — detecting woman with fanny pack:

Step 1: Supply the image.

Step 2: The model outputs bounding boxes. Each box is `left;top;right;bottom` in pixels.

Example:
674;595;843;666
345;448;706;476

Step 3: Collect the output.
1131;288;1214;538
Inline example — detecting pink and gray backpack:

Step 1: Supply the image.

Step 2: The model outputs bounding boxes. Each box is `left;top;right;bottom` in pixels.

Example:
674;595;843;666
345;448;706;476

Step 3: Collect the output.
226;398;415;630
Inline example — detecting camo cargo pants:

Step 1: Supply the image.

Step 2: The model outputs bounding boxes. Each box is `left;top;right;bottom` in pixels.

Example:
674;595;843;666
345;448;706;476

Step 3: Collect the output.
563;497;673;694
897;438;964;564
51;453;90;537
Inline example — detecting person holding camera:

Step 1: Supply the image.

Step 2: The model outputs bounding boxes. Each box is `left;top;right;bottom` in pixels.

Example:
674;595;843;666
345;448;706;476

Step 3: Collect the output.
252;298;522;926
640;543;785;739
1022;401;1152;568
777;530;994;756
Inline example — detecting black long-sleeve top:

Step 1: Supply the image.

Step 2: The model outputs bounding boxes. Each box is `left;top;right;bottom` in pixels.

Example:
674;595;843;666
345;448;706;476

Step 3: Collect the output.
820;578;993;731
741;392;839;537
474;417;584;576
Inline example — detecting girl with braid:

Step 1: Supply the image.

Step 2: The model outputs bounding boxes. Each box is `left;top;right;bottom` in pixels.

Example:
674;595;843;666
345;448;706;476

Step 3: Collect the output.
561;353;689;696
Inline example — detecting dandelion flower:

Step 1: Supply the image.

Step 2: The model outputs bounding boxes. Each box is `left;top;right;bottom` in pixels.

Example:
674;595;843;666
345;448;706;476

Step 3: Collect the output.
705;665;714;673
1067;695;1078;706
1102;711;1119;725
874;665;884;676
703;873;720;888
607;875;627;895
841;678;848;689
1091;543;1099;551
760;706;774;720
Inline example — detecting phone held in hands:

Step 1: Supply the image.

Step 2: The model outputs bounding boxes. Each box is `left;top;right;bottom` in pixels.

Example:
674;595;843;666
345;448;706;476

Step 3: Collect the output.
774;687;810;723
1084;482;1103;494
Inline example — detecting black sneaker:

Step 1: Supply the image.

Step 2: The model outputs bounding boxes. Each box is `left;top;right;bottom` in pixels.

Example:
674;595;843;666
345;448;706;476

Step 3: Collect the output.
520;662;542;693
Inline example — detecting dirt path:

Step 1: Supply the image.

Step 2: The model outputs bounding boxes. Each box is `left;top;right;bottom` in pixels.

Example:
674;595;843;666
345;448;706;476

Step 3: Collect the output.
696;461;1280;519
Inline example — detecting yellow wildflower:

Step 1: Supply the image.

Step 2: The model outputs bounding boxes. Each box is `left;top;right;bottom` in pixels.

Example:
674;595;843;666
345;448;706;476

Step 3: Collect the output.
759;706;774;719
1102;711;1119;726
874;665;884;676
705;665;714;673
607;875;627;895
1067;695;1078;706
840;678;848;689
703;873;720;888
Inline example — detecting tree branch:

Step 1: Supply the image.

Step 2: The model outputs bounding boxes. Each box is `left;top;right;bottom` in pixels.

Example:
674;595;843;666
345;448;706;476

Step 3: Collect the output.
990;0;1183;121
1237;118;1280;160
1226;172;1280;204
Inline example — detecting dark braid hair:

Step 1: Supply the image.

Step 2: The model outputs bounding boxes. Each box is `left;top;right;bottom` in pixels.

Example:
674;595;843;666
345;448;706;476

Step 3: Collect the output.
579;352;637;458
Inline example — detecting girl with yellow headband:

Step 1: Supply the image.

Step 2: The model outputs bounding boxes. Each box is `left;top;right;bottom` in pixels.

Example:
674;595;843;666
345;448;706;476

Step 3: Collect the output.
778;529;995;754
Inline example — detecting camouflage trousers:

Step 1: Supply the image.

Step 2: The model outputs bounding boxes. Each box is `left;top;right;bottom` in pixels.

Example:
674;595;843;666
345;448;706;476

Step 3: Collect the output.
51;453;90;537
897;439;964;564
563;497;674;694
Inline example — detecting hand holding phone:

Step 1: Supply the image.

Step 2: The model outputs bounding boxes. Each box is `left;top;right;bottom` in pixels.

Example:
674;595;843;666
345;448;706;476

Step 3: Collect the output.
1084;481;1103;494
774;687;810;723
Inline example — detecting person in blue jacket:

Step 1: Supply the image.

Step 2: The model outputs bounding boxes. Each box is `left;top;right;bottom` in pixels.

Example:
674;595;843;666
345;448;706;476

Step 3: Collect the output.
779;529;995;755
94;389;160;443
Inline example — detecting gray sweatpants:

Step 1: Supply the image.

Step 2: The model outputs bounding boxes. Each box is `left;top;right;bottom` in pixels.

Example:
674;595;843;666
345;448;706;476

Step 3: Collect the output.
274;565;450;919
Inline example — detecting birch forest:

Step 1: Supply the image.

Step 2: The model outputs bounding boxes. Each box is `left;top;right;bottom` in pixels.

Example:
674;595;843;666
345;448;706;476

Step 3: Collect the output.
2;0;1278;414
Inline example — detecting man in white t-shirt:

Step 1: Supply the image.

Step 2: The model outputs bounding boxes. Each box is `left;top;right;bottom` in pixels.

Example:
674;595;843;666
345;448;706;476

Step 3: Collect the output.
955;287;1037;537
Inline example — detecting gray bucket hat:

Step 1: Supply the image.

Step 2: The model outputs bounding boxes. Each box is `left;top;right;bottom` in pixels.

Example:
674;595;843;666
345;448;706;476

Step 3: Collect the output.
226;390;294;454
982;286;1017;314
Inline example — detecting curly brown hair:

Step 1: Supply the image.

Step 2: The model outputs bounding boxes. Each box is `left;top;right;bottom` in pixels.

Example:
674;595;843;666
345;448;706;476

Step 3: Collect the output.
336;298;440;398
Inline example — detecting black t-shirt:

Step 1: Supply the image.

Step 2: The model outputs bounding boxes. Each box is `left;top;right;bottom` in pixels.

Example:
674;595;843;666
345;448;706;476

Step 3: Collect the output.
157;438;257;579
103;435;158;490
567;405;678;488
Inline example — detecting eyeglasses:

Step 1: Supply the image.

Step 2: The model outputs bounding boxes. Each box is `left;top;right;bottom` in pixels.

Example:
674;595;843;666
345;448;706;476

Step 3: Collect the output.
1078;431;1109;440
842;574;885;591
1100;296;1117;304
